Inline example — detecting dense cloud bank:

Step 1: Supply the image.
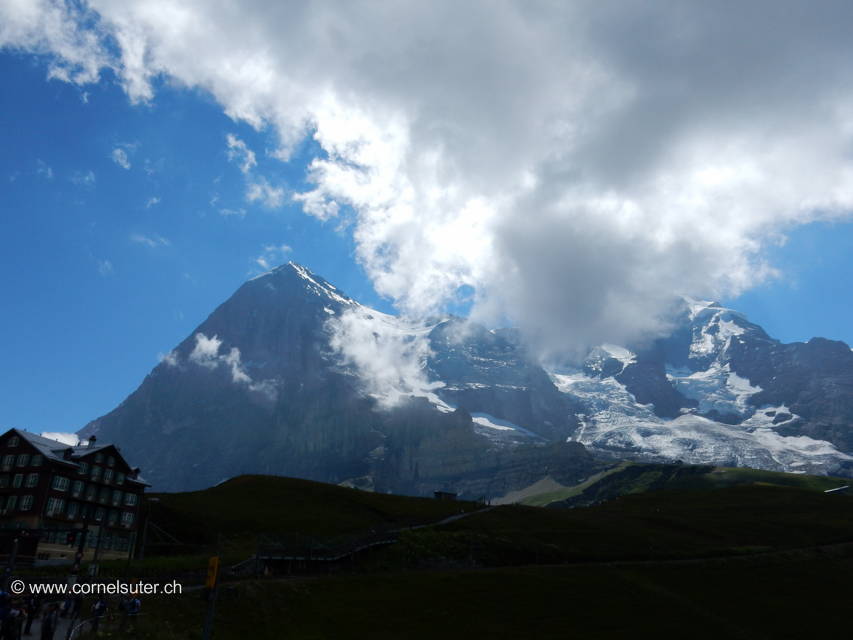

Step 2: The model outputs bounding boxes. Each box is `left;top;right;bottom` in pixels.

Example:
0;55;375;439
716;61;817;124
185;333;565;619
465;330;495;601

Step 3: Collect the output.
4;0;853;353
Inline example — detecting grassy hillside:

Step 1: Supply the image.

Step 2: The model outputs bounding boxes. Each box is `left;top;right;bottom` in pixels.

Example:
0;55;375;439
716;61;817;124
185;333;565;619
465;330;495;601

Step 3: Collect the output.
364;483;853;570
518;462;851;507
144;475;475;554
131;545;853;640
97;479;853;639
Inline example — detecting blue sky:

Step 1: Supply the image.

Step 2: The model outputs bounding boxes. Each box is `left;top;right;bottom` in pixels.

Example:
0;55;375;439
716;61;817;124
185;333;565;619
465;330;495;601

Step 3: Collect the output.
0;52;395;434
2;2;853;435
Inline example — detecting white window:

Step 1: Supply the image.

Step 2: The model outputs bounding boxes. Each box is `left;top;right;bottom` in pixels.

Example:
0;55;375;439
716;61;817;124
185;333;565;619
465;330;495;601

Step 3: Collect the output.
31;455;43;467
120;512;135;526
124;493;138;507
103;469;114;484
91;466;101;481
46;497;64;514
107;456;115;467
116;473;125;485
85;485;97;501
25;473;39;488
111;490;122;505
7;436;19;447
52;476;70;491
15;454;29;467
0;475;9;488
94;453;103;463
72;481;84;497
77;462;88;475
67;502;79;517
2;455;14;471
19;496;33;511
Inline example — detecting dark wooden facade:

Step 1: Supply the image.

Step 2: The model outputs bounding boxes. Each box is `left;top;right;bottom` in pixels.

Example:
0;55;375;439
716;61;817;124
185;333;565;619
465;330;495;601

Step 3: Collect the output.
0;429;149;564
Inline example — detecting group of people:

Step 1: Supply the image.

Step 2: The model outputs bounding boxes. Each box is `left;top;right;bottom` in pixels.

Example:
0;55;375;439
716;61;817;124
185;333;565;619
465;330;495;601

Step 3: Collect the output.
88;595;142;633
0;590;141;640
0;590;82;640
0;593;56;640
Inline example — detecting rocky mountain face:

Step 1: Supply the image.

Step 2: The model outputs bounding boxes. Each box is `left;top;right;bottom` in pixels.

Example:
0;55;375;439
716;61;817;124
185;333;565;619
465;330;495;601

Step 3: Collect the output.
81;264;597;495
558;299;853;476
81;264;853;494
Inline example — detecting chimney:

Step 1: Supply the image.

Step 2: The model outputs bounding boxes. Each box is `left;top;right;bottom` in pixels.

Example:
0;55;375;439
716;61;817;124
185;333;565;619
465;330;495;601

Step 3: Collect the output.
88;435;97;448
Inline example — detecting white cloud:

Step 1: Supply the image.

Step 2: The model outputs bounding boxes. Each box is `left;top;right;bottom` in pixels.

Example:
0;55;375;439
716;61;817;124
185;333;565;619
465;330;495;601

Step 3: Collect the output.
111;147;130;169
328;309;437;407
146;196;160;208
7;1;853;351
143;158;164;174
0;0;108;85
187;333;277;398
98;260;113;276
225;135;285;208
251;243;292;274
130;233;169;248
188;333;222;369
37;160;52;179
158;350;179;367
226;134;256;174
70;170;95;186
246;177;285;208
40;432;80;446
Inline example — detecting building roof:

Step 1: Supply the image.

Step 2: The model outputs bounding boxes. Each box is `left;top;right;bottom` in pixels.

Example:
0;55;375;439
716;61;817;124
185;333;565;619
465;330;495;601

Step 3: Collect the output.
4;428;150;487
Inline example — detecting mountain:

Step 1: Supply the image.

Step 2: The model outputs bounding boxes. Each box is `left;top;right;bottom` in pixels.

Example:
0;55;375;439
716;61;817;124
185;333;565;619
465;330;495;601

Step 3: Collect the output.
556;299;853;475
81;264;853;493
81;264;597;494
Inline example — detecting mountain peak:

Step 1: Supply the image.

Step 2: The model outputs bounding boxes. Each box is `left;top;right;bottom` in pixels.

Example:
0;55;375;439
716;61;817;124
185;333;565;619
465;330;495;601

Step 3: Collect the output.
249;261;313;282
248;262;357;308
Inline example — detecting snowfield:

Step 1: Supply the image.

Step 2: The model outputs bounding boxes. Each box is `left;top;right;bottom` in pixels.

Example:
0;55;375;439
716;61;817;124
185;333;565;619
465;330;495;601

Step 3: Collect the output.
550;369;853;476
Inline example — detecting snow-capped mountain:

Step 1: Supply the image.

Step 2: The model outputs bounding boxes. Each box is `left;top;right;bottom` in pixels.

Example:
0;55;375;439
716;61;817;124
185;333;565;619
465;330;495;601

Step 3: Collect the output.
553;298;853;475
80;263;595;494
80;264;853;494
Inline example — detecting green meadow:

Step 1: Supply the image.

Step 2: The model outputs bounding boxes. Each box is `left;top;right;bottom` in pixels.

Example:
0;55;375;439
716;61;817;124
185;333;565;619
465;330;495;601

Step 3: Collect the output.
45;468;852;639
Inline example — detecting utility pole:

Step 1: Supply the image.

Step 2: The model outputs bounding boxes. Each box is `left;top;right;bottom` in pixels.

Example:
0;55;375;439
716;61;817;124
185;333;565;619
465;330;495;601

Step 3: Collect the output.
201;533;221;640
88;523;104;577
123;532;136;580
2;538;18;592
136;498;159;579
69;510;92;581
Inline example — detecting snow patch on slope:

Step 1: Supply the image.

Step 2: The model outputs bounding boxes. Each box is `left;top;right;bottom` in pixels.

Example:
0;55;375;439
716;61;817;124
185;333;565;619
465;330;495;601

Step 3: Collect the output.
550;370;853;476
600;343;636;367
668;363;761;420
469;412;545;446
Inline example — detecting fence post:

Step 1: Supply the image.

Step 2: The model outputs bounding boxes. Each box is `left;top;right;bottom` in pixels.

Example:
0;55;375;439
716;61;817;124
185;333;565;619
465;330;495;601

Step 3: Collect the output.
200;533;221;640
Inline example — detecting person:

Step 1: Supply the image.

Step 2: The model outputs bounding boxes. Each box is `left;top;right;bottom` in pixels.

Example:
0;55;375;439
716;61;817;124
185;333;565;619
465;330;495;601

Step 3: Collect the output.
38;605;58;640
59;597;71;621
117;596;129;630
22;595;38;636
2;604;23;640
69;595;82;622
89;598;107;635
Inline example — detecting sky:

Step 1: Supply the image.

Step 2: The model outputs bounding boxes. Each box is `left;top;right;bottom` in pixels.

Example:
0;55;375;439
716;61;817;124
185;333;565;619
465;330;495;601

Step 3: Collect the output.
2;1;853;435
